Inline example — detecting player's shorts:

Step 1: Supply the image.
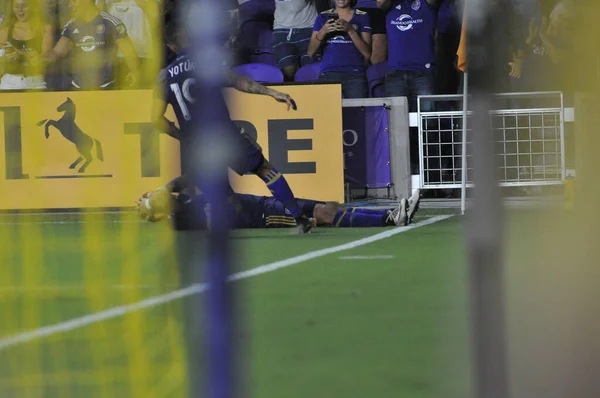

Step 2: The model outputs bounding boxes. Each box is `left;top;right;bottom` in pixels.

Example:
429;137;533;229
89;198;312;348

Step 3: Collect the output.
258;196;322;228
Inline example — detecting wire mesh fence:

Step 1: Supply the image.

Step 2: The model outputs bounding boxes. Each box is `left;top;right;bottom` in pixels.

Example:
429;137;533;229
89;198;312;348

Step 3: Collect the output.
418;92;565;189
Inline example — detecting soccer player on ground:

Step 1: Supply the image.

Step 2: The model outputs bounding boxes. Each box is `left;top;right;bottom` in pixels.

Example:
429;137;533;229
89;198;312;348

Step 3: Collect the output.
151;32;314;234
135;176;422;230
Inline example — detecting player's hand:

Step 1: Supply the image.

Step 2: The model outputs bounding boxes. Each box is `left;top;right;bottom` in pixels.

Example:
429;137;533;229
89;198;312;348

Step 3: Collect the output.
508;57;522;78
272;91;297;111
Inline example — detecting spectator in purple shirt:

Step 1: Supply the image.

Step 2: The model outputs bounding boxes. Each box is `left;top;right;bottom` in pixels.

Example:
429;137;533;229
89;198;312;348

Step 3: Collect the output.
377;0;441;112
308;0;371;98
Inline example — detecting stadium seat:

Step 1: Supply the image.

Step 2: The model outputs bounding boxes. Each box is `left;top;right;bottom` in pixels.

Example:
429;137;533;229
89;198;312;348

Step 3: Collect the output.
248;52;277;66
294;62;322;82
367;61;388;98
236;18;275;65
232;63;284;83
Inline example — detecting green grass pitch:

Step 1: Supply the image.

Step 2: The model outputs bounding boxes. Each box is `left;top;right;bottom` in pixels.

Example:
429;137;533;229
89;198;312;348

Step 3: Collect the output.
0;213;471;398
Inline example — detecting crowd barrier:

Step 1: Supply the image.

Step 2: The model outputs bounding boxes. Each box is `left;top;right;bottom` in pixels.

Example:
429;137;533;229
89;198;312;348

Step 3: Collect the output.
0;84;344;210
414;92;571;190
342;97;411;201
0;85;573;211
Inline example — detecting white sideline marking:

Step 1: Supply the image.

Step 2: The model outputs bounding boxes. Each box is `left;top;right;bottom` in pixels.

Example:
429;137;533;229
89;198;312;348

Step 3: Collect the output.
338;255;395;260
0;215;451;351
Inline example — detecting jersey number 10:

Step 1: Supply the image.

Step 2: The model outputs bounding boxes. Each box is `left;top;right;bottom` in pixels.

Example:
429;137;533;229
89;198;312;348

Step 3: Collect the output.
170;78;196;121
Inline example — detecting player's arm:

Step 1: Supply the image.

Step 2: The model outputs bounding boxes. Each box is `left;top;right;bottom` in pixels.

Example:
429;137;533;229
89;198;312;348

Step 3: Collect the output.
43;36;72;64
151;70;182;139
227;70;296;111
151;97;181;139
116;37;140;87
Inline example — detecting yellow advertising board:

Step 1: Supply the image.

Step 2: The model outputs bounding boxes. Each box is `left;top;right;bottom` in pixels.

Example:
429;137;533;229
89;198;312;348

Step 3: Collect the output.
0;84;343;210
0;90;180;210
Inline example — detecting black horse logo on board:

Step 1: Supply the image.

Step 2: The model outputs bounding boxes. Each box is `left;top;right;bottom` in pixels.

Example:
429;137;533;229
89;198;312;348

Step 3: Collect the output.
37;98;104;173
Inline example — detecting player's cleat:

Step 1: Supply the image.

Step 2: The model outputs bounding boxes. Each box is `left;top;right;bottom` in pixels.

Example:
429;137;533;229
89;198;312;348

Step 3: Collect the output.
385;198;408;226
295;215;313;234
407;189;421;224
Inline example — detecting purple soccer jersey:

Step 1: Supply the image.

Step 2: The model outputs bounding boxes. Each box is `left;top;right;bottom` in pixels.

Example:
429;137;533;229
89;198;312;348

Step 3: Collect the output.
313;9;372;73
385;0;438;71
62;11;128;88
156;53;200;137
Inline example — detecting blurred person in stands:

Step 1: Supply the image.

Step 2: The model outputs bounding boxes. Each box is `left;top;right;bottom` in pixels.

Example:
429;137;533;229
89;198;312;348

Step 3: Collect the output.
0;0;8;24
0;0;53;89
272;0;319;81
43;0;139;89
435;0;460;97
377;0;442;112
43;0;75;90
355;0;386;64
97;0;159;88
510;0;572;92
308;0;371;98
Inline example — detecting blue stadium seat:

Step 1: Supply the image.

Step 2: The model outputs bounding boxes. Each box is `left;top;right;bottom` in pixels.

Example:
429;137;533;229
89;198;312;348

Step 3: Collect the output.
248;52;277;66
294;62;321;82
232;63;284;83
236;19;275;65
367;61;388;98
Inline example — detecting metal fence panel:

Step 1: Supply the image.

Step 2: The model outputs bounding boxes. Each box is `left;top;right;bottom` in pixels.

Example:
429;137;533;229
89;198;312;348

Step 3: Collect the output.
417;92;565;189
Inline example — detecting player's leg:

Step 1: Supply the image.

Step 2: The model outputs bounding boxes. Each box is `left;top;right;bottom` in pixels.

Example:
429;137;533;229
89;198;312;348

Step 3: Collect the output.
252;158;313;233
180;132;241;230
261;197;308;228
228;126;312;232
321;199;408;227
407;188;421;224
254;159;313;230
347;207;393;215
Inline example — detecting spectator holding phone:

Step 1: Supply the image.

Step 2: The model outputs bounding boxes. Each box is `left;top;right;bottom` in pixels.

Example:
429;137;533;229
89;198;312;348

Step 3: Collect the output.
308;0;371;98
0;0;53;89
